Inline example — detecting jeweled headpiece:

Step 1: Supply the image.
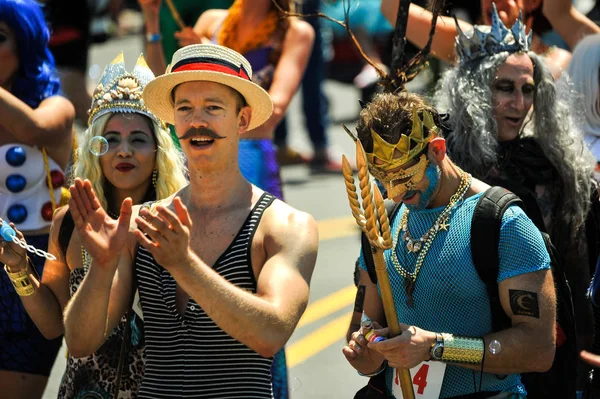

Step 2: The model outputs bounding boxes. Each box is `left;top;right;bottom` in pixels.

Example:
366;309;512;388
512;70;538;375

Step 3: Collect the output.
455;3;532;64
366;108;438;170
88;52;162;127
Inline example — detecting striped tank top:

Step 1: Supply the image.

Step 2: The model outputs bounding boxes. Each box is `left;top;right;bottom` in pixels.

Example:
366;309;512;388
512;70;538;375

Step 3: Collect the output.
134;192;276;398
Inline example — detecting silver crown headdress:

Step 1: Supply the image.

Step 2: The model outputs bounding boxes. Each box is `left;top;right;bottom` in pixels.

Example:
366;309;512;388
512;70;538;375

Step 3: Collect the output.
88;52;163;127
455;3;532;64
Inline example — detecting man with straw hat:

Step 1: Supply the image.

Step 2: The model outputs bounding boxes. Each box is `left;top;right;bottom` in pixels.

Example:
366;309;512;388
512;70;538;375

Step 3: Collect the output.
62;43;318;398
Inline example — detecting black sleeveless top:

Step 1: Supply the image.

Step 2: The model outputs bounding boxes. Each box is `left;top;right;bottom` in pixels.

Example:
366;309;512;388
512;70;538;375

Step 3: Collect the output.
134;192;276;398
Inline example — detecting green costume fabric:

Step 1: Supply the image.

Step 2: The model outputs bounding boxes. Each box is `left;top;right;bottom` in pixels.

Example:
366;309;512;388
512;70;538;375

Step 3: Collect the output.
159;0;234;62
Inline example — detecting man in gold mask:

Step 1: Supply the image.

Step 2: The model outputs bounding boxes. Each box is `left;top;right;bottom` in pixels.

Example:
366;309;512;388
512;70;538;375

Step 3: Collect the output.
342;91;557;398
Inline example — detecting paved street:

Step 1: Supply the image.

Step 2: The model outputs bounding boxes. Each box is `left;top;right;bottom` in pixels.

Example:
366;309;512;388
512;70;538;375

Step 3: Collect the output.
41;28;430;398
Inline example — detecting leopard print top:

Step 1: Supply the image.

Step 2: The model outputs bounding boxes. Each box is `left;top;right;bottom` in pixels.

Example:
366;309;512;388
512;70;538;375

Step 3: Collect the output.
57;268;145;399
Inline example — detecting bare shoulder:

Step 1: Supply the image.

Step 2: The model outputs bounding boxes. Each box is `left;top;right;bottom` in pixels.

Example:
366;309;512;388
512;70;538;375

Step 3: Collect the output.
39;95;76;121
262;199;318;248
468;177;491;197
285;18;315;44
265;199;317;229
195;9;228;36
197;9;227;24
38;95;75;136
37;95;75;162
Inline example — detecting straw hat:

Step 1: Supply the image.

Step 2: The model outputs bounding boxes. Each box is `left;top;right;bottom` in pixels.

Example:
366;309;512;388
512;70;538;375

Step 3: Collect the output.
143;44;273;130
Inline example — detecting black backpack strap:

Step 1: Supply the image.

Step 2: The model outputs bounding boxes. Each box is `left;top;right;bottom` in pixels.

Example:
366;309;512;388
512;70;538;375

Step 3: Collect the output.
471;186;524;332
586;179;600;277
362;199;402;285
58;208;75;258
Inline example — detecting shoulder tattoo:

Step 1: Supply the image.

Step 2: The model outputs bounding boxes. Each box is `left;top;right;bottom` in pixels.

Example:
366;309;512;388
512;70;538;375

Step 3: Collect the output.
509;289;540;318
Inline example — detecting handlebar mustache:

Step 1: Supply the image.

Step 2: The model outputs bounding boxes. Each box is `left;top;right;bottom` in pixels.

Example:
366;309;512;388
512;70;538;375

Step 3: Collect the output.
177;127;226;141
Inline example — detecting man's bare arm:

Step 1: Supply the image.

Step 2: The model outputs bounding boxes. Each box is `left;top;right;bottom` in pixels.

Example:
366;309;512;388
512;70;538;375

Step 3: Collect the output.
347;267;385;343
543;0;600;50
459;269;556;374
366;269;555;374
343;268;387;374
381;0;472;63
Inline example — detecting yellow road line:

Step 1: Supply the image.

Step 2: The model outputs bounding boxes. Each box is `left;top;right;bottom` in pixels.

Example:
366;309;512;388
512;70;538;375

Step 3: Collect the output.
297;285;356;328
287;313;351;368
316;216;359;241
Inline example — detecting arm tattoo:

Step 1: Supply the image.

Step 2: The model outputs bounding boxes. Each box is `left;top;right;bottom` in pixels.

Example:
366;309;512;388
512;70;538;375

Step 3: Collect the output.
509;289;540;318
354;285;366;313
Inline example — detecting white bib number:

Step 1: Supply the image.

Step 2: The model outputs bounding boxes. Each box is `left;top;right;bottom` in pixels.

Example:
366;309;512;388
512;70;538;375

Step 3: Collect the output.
391;361;446;399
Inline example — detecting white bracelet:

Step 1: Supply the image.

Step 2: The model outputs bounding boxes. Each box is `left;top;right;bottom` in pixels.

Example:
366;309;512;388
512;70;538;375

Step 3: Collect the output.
146;33;162;43
357;361;386;377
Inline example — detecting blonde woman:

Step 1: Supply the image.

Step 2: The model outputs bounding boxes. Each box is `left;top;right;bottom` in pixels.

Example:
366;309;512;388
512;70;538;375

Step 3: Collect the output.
0;53;188;398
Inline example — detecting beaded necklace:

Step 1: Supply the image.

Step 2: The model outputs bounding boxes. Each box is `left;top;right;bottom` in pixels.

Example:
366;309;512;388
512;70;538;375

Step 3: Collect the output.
217;0;281;56
391;171;472;306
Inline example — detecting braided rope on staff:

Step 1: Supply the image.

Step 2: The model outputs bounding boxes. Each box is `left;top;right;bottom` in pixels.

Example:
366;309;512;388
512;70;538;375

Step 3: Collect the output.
342;140;415;398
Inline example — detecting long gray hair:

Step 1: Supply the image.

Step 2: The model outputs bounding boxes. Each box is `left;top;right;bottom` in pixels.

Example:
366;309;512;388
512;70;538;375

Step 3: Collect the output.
564;33;600;140
432;50;595;231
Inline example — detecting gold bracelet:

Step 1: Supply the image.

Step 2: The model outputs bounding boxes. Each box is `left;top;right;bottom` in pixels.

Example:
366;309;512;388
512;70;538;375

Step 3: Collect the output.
4;262;35;297
441;333;484;364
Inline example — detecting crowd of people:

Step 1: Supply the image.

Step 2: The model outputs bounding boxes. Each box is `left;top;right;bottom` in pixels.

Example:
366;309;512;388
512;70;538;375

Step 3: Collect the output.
2;0;600;398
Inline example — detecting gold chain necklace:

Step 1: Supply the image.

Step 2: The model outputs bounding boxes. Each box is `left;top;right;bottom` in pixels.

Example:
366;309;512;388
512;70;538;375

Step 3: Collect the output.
400;181;453;253
391;171;472;306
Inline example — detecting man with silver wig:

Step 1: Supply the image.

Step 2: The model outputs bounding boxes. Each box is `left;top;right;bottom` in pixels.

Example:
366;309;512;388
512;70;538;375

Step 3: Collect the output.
432;3;599;393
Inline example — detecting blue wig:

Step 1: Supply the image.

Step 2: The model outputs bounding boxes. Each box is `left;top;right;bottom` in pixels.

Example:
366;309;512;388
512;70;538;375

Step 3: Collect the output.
1;0;60;108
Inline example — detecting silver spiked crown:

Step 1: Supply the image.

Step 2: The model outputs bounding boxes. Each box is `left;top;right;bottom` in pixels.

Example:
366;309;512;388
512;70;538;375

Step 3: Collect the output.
88;52;163;127
455;3;532;64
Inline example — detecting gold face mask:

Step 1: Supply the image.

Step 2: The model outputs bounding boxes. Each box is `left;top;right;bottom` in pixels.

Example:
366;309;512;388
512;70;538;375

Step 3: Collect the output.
369;154;429;199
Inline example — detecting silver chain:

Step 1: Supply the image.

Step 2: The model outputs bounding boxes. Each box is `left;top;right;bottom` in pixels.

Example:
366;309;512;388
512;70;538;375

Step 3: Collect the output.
11;236;57;261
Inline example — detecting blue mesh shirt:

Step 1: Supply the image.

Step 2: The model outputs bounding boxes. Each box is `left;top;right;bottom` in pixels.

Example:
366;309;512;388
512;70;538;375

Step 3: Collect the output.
358;192;550;398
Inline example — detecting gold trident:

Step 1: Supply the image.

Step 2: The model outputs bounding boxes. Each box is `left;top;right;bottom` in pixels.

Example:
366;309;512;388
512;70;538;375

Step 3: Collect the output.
342;139;415;399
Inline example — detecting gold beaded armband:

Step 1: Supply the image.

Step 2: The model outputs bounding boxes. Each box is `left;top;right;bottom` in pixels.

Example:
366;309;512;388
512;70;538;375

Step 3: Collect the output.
441;333;484;364
4;261;35;297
